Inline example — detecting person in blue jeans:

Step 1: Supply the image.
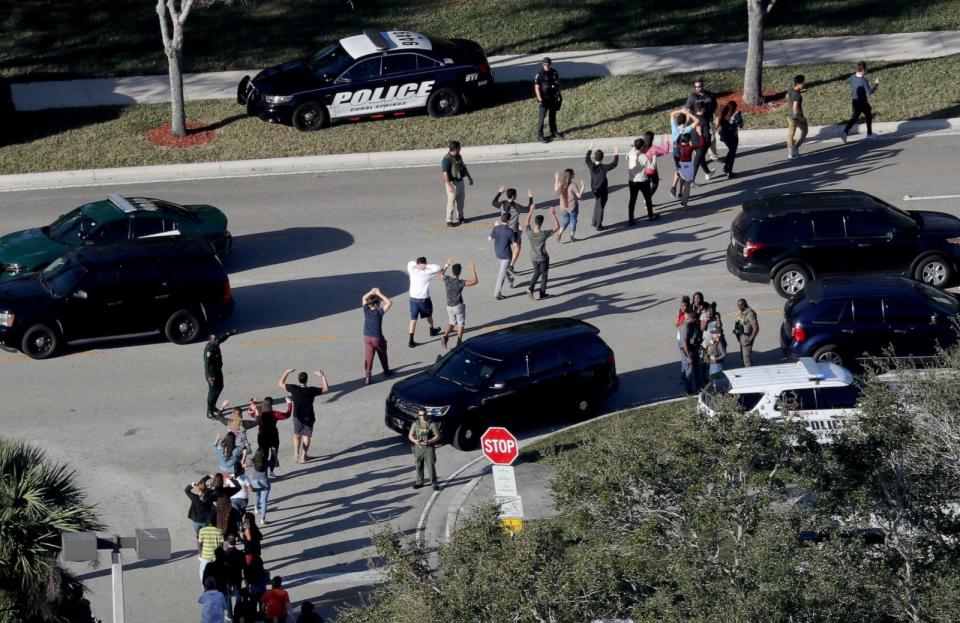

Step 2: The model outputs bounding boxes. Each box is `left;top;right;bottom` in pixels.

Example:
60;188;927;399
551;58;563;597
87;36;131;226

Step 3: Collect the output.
213;432;246;476
704;326;727;377
553;168;584;243
247;448;272;525
678;311;703;394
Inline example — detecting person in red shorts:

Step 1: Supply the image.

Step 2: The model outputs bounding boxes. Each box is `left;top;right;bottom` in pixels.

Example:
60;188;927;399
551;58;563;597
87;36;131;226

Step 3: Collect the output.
261;576;290;623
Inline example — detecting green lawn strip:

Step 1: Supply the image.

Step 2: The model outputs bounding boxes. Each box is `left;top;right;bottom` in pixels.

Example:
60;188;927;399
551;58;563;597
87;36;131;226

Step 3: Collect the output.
2;57;959;175
2;0;959;79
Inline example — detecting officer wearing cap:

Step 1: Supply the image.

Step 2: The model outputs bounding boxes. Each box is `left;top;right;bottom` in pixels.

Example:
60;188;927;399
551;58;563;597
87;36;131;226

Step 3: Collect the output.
408;408;440;490
534;57;563;143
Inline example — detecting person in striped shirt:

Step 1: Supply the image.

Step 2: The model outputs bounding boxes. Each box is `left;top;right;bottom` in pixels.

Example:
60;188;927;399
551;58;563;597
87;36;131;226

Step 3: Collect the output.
197;517;224;583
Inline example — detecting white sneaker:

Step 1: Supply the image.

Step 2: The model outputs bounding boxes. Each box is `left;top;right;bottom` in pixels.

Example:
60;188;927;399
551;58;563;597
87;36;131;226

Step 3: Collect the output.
691;181;699;188
787;150;797;159
704;172;712;180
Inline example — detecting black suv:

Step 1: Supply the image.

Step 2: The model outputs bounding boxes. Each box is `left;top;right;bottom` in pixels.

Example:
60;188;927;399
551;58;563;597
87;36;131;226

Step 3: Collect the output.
727;190;960;298
0;238;233;359
780;276;960;367
385;318;618;450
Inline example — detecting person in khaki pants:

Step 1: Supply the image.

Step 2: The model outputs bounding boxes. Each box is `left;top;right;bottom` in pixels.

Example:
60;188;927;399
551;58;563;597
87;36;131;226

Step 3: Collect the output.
786;75;808;159
442;140;473;227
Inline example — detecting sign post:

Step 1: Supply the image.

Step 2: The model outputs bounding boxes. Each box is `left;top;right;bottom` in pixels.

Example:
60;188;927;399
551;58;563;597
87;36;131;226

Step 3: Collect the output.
480;427;523;533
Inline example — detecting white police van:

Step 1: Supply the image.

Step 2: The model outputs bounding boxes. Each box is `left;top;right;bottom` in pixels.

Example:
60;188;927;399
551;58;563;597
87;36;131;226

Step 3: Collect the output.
697;358;860;443
238;29;495;131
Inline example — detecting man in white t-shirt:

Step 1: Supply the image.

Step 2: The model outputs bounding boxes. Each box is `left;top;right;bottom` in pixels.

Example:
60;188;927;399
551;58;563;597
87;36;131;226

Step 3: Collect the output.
407;256;451;348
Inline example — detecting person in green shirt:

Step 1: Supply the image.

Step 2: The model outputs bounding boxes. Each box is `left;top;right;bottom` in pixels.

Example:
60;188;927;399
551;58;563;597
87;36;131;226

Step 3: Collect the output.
786;74;807;159
408;409;441;490
441;140;474;227
735;298;759;367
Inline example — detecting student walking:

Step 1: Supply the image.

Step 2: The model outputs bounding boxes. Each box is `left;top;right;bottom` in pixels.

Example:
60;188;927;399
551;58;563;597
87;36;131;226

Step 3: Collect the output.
442;140;473;226
489;213;520;299
842;62;880;142
213;432;246;477
408;409;441;490
643;131;670;203
554;169;584;242
786;74;808;158
491;187;532;273
525;206;560;300
534;57;563;142
668;110;696;197
197;517;224;582
241;512;262;564
406;256;447;347
585;143;619;231
360;287;394;385
185;479;214;538
439;261;479;349
682;78;718;180
204;329;239;419
250;397;290;477
717;102;744;176
246;449;272;526
676;128;705;208
704;326;727;376
678;310;703;395
261;577;291;623
278;369;329;463
626;138;657;224
199;577;229;623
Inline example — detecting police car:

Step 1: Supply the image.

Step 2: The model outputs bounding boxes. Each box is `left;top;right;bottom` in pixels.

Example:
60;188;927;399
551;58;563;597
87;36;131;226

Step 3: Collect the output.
697;358;861;443
238;29;494;131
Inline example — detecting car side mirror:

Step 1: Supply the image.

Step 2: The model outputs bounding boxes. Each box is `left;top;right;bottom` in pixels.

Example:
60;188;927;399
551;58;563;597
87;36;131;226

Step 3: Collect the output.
72;289;88;300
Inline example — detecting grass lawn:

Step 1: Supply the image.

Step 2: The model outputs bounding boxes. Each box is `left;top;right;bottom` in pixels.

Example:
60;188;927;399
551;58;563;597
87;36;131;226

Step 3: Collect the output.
2;56;958;175
1;0;959;79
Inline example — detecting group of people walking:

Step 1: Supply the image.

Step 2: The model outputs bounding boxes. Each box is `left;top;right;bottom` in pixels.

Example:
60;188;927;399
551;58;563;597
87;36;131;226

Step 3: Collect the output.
676;294;759;394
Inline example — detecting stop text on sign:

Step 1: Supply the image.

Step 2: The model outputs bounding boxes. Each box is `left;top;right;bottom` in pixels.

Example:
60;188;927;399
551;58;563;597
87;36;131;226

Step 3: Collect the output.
480;427;519;465
483;438;516;454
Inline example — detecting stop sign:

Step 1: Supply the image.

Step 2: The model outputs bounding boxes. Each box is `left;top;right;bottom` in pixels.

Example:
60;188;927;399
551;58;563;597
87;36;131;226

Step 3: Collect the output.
480;427;518;465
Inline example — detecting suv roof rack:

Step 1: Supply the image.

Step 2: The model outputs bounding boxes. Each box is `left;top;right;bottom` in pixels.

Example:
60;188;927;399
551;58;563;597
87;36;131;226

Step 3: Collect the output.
363;28;390;51
107;193;139;214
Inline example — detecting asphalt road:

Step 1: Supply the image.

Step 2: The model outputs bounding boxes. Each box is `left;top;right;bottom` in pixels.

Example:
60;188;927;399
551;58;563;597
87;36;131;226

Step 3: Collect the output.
2;131;959;621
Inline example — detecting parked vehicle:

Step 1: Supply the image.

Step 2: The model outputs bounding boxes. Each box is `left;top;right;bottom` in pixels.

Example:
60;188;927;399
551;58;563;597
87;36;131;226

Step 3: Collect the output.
0;238;233;359
385;318;618;450
779;276;960;368
238;29;494;131
0;193;232;279
698;358;859;443
726;190;960;298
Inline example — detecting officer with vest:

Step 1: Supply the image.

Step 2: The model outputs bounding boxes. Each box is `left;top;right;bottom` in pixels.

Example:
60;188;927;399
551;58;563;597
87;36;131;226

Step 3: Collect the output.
204;329;238;419
734;298;759;367
408;408;441;490
534;57;564;143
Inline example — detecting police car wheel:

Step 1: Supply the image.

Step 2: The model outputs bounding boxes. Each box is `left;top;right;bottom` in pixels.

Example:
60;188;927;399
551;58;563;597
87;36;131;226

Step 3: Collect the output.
427;88;462;118
21;324;58;360
292;101;328;132
452;421;481;451
165;309;201;345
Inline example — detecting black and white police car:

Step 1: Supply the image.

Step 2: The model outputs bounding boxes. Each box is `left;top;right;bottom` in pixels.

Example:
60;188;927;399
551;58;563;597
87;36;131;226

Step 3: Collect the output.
238;29;494;131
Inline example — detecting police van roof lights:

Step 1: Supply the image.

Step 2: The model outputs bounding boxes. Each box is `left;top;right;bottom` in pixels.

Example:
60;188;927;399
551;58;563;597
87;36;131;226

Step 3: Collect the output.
107;193;138;214
363;29;390;51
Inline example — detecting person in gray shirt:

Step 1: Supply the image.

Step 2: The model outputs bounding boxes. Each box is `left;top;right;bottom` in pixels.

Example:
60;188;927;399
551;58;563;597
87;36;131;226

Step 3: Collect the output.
842;61;880;142
523;206;560;300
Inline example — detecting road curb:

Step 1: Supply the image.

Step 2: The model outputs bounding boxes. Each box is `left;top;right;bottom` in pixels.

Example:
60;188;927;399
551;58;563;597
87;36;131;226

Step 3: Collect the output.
416;395;688;548
2;118;958;194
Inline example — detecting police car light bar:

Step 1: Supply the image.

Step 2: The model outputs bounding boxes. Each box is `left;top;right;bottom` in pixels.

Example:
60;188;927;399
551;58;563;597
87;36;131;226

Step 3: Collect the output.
798;357;825;380
107;193;139;214
363;29;390;51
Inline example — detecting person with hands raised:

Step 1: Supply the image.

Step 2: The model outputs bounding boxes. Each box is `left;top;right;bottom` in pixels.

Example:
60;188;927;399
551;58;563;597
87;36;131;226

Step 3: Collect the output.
278;368;329;464
585;142;619;231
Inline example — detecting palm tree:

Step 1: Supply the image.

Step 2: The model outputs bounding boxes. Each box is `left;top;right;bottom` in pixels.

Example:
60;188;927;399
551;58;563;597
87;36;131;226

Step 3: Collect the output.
0;438;103;621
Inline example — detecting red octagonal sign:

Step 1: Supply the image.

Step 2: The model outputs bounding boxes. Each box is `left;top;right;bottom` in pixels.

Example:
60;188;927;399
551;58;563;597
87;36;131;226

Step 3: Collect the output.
480;427;518;465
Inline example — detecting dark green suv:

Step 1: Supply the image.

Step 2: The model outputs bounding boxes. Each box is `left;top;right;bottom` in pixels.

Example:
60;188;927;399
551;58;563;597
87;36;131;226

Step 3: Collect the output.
0;193;232;279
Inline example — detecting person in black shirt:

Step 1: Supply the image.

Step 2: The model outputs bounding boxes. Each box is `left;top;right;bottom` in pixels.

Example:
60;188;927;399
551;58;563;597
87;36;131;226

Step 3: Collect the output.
682;78;718;181
361;287;394;385
278;369;329;464
534;57;563;143
585;142;619;231
438;261;479;349
204;329;239;419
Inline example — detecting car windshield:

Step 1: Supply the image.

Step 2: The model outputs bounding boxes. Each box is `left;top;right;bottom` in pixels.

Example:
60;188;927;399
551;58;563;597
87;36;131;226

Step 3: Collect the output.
47;208;96;244
308;43;353;79
876;199;919;228
430;348;500;388
914;281;960;314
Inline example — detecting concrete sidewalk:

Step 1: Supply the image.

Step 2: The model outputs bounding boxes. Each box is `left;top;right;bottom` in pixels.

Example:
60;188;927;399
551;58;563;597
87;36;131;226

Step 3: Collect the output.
11;30;960;111
1;117;958;193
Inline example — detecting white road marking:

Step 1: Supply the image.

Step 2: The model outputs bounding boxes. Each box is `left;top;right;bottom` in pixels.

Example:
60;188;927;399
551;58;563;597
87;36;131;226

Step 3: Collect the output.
903;194;960;201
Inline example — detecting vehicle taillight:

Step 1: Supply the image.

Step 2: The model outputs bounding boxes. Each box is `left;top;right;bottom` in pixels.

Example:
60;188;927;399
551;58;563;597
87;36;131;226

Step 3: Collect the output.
223;280;232;303
607;353;616;366
476;63;490;74
743;241;764;259
792;323;806;343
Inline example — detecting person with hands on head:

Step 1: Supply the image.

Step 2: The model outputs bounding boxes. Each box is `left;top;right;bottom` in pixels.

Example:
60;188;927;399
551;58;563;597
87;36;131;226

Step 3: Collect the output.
585;142;619;231
278;368;329;464
204;329;239;420
249;396;291;477
406;256;447;348
361;287;394;385
524;204;560;300
213;431;247;477
439;260;478;349
408;408;441;491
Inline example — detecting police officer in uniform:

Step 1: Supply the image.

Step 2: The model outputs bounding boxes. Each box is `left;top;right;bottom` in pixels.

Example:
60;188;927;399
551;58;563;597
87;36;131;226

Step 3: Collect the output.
534;57;564;143
734;298;759;367
408;408;441;490
204;329;238;419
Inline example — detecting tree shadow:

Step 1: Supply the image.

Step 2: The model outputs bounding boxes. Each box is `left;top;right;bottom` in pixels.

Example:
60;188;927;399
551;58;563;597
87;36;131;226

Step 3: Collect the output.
227;227;354;272
2;105;123;145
